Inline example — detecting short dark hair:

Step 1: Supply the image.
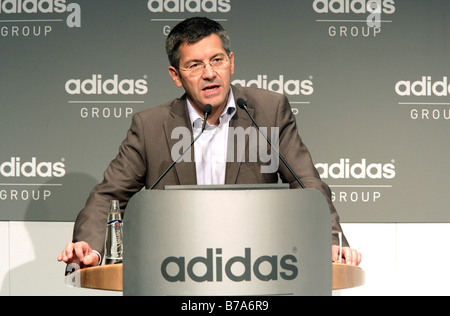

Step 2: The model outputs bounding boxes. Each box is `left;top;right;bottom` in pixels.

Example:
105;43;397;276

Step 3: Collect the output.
165;17;231;69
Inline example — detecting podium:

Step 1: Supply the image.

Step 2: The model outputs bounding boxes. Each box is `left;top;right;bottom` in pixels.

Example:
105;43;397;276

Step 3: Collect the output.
66;186;365;295
122;186;332;296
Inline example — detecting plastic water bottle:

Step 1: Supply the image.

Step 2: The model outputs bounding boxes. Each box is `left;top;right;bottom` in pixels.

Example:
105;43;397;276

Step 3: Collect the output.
105;200;123;264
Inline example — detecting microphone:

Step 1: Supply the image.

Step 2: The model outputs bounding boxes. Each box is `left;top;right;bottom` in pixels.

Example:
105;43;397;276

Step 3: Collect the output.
150;104;213;190
236;98;306;189
201;104;212;132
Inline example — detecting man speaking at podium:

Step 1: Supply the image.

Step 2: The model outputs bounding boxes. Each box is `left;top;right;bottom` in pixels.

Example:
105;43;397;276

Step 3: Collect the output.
58;17;361;269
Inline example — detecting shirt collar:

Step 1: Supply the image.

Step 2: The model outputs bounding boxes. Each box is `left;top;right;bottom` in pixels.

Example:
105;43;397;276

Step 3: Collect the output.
187;88;236;129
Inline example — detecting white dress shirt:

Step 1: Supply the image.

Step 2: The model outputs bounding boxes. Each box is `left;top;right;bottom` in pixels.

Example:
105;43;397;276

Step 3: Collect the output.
187;90;236;185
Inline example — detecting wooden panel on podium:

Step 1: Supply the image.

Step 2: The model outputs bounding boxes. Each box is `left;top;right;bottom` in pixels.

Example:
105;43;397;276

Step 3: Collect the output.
73;262;364;292
332;263;365;290
80;264;123;291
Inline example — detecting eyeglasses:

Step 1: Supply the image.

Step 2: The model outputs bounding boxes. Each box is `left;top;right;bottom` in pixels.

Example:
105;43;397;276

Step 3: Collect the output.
179;55;229;76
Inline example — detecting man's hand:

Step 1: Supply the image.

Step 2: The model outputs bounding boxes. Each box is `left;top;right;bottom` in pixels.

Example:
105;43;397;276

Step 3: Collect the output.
332;245;362;266
57;241;99;267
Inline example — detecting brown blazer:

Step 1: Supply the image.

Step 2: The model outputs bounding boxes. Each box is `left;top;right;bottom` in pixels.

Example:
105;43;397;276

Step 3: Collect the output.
73;86;348;256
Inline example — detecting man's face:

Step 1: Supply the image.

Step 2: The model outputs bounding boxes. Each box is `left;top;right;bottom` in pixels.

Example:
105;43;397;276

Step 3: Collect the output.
168;34;235;116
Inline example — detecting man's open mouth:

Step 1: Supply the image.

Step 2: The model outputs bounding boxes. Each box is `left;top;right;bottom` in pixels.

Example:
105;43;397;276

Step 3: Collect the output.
202;85;220;92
